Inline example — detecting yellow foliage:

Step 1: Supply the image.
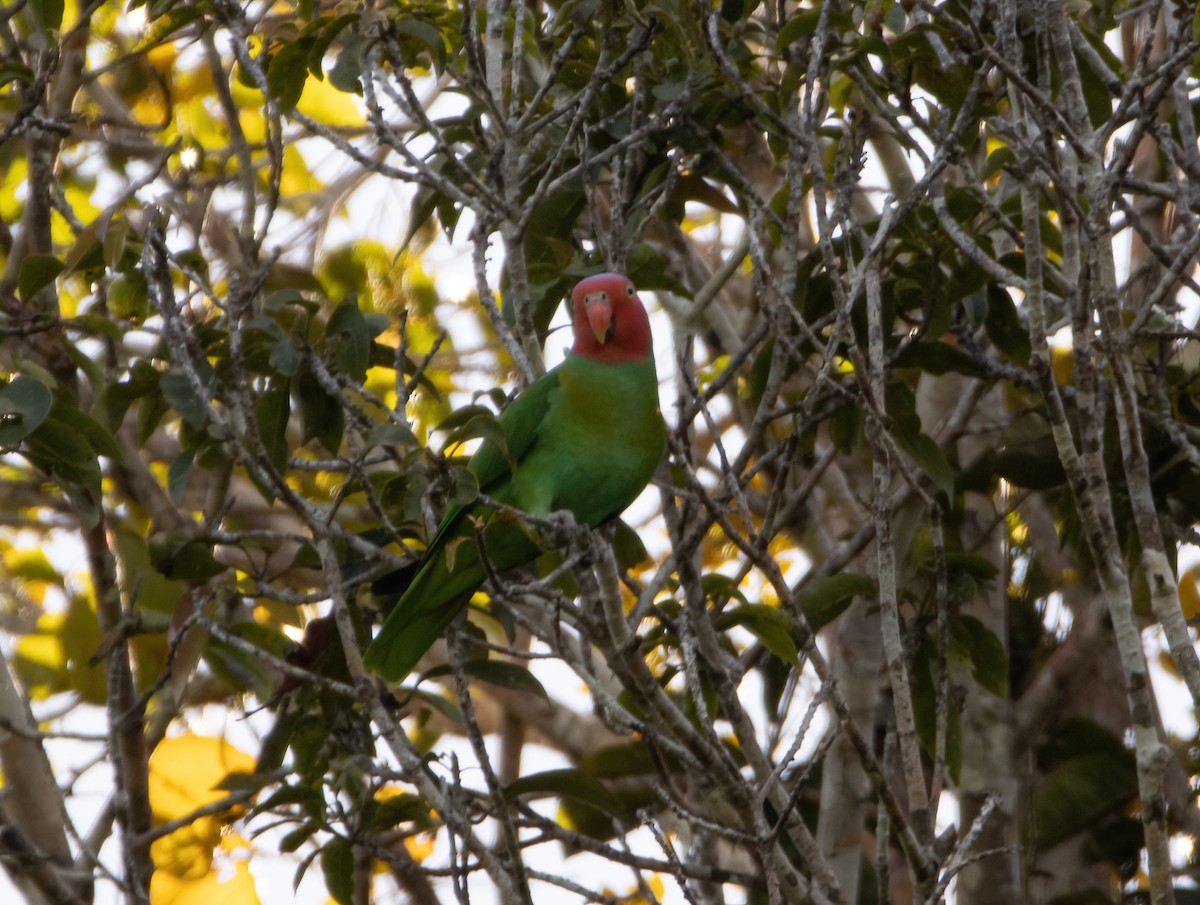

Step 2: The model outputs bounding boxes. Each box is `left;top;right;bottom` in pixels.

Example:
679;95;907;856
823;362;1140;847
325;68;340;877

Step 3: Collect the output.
279;145;321;198
149;736;258;900
15;594;106;704
1179;568;1200;621
150;852;259;905
1050;345;1073;387
296;76;364;127
149;734;256;822
405;833;435;863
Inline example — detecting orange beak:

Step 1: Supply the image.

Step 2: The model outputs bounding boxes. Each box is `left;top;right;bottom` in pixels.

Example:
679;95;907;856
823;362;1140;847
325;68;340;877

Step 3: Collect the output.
584;294;613;344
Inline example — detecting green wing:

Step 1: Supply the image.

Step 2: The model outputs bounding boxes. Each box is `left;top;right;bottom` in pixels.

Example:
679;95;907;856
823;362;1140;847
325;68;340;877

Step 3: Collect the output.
362;370;562;682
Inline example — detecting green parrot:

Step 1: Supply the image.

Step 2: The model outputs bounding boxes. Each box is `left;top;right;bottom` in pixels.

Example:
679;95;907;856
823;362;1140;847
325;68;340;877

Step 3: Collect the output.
362;272;666;683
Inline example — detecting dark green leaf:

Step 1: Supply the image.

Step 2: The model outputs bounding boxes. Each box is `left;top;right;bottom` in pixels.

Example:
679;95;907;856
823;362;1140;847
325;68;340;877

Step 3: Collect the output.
612;519;650;569
319;830;350;902
901;431;955;499
718;604;798;665
911;639;962;783
307;14;359;78
458;659;549;700
0;376;53;446
893;341;986;377
394;17;448;72
505;769;624;818
295;366;344;453
329;33;365;93
149;535;228;581
944;552;1001;581
270;337;301;376
950;615;1008;697
30;0;64;32
161;370;212;429
18;254;65;302
267;40;312;113
365;421;418;449
794;573;875;632
325;297;371;381
984;286;1032;365
1031;752;1137;850
0;62;34;88
828;403;862;453
135;6;203;52
168;450;194;505
255;382;291;471
776;11;820;48
368;793;434;831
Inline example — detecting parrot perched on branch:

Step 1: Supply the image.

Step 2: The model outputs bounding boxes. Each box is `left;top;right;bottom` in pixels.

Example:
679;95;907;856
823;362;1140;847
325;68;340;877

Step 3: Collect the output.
362;273;666;683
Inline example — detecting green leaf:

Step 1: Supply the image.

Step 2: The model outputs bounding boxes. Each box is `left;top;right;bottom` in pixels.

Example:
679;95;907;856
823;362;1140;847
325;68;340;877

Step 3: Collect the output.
270;337;301;376
944;552;1000;581
320;837;355;905
793;573;875;632
268;40;313;114
911;639;962;783
161;369;212;429
367;792;434;832
1031;752;1137;850
985;285;1031;365
950;615;1008;697
902;431;955;499
776;10;820;48
255;382;291;471
108;270;150;322
718;604;799;665
329;33;365;93
59;405;121;460
0;376;53;446
828;403;862;453
365;421;418;449
295;366;344;453
18;254;65;302
579;741;657;779
30;0;64;32
457;659;549;700
168;450;194;505
402;687;462;724
325;297;370;381
394;17;448;72
892;341;986;377
149;535;228;581
612;519;650;569
0;61;34;88
135;6;203;52
307;14;358;79
505;769;626;819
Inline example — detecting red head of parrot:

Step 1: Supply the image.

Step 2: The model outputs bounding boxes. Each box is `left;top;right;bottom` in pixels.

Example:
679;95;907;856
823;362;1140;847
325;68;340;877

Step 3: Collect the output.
571;272;654;364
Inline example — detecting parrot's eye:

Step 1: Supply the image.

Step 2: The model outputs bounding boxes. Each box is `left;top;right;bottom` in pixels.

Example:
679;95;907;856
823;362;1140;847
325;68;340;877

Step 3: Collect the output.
627;284;635;295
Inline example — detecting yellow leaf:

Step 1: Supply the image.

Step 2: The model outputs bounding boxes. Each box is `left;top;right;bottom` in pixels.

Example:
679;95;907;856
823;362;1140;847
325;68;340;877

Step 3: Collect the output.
1050;345;1073;387
152;820;219;879
405;833;435;863
148;734;256;823
150;856;259;905
295;75;364;127
14;596;106;704
1180;568;1200;621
